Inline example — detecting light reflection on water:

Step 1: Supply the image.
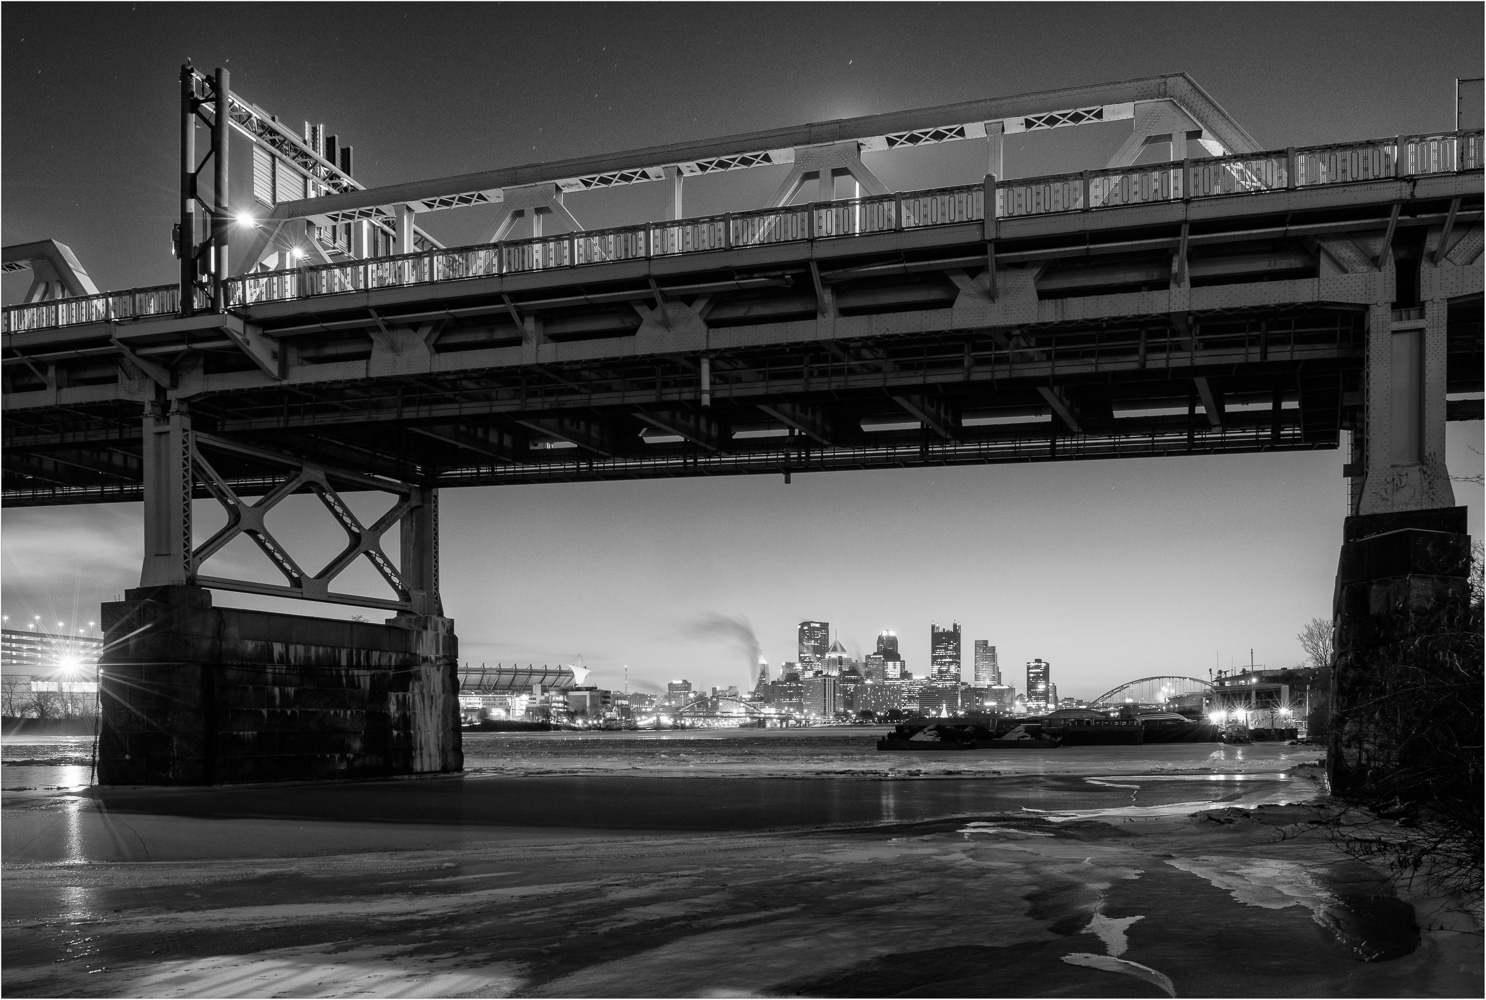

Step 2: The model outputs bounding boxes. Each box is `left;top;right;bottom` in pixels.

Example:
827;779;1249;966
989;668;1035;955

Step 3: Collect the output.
2;736;95;790
3;763;94;791
880;780;898;823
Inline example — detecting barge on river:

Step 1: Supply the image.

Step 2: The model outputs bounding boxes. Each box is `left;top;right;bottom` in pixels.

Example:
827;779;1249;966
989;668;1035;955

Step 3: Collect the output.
876;723;1061;751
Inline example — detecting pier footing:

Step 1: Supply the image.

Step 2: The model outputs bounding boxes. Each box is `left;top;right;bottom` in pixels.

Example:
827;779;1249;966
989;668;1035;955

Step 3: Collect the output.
98;586;461;785
1329;506;1472;793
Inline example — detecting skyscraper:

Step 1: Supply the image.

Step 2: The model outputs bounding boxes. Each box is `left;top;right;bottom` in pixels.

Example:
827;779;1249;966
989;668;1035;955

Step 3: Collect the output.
930;621;961;683
876;630;899;656
973;641;1000;685
823;634;851;676
798;621;830;666
1026;659;1051;713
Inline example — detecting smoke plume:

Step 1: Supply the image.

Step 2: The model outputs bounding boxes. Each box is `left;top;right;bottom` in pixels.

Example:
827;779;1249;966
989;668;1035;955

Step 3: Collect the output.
681;613;762;691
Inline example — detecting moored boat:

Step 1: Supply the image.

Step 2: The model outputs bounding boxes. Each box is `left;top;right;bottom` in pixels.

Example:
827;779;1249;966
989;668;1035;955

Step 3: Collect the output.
875;722;1061;751
876;722;979;751
1138;712;1221;743
977;723;1062;749
1040;710;1145;746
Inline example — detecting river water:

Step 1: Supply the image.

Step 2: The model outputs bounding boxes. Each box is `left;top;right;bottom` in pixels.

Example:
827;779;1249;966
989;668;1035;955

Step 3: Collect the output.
3;726;1322;786
2;728;1324;844
7;729;1474;999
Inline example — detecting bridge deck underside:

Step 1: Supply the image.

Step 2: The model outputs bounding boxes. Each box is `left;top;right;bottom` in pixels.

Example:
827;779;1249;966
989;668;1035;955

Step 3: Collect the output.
4;179;1482;505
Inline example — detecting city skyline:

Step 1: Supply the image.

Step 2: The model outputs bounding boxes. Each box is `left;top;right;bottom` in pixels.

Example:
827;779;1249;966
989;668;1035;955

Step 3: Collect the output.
2;5;1482;700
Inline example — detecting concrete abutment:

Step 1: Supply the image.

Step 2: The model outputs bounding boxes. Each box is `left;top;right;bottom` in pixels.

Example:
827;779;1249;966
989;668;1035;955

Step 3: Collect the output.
98;585;462;785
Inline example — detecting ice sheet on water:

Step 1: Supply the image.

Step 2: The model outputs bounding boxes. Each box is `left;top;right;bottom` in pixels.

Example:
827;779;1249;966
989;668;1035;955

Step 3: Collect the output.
459;729;1320;781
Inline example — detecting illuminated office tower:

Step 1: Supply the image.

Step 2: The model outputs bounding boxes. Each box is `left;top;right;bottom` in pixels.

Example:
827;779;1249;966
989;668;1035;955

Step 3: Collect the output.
797;621;830;666
930;621;961;683
973;641;1000;685
1026;659;1051;713
876;630;899;656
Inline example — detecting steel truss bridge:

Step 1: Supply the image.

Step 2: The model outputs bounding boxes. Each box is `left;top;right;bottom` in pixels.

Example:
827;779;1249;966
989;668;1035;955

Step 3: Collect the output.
2;70;1481;613
672;696;773;727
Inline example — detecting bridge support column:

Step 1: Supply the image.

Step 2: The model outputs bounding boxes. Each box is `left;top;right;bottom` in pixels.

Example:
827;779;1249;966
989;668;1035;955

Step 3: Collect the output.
140;399;193;587
1329;292;1469;790
102;406;462;785
1355;302;1454;514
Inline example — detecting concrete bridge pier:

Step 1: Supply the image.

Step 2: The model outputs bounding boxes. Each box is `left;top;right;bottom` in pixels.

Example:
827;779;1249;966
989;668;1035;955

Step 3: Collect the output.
1329;259;1475;790
99;588;461;784
97;398;463;785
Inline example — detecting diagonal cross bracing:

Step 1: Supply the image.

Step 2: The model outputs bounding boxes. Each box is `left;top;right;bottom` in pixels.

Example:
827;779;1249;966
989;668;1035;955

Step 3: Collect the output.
188;431;421;611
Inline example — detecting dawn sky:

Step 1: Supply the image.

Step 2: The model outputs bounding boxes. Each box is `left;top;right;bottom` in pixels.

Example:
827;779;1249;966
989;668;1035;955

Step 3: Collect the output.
2;3;1482;698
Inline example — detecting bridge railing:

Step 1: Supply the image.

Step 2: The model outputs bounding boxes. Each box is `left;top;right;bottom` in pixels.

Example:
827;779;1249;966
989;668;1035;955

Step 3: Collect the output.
997;171;1086;216
1294;139;1396;187
8;130;1482;331
1187;152;1289;196
730;204;814;246
2;283;184;333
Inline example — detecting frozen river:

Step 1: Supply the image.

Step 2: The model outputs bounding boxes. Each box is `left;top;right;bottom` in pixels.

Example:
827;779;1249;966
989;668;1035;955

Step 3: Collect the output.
3;726;1323;787
3;728;1478;998
1;728;1325;842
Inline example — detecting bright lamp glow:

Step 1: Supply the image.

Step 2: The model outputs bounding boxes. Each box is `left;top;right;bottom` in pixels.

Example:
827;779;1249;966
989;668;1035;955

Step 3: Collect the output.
290;247;305;260
234;212;256;227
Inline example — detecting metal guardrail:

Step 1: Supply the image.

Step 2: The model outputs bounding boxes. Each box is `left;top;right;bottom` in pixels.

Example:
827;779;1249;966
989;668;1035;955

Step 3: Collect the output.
5;130;1482;332
2;284;186;334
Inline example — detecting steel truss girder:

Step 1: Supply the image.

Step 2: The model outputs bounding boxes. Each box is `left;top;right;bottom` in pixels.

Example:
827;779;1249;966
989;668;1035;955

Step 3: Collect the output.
138;405;440;613
267;73;1258;228
433;418;1319;488
211;329;1359;433
190;432;415;609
